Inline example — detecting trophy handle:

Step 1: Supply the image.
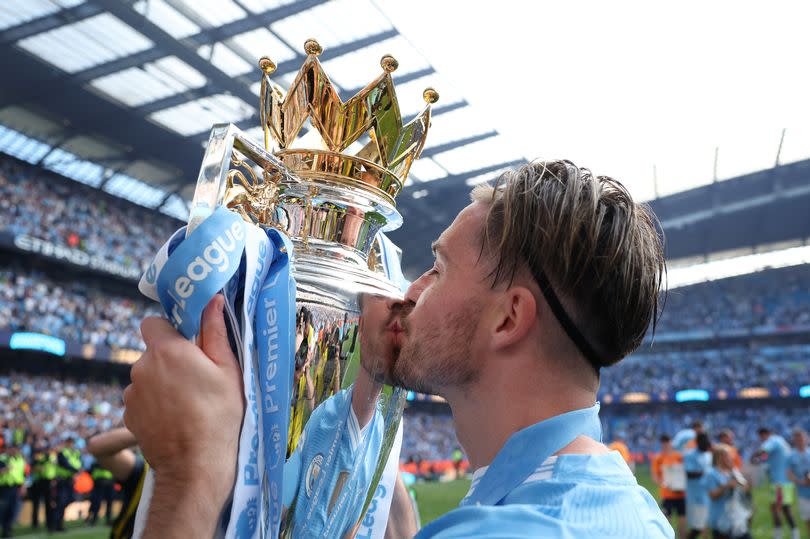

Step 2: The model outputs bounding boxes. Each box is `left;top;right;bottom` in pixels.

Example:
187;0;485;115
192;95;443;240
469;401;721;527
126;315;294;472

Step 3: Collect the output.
187;123;298;236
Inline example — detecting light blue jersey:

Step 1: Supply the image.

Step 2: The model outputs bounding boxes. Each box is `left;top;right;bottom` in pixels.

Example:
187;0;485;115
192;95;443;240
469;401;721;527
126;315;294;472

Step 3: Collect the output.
415;405;673;539
683;449;712;506
788;448;810;499
704;467;731;530
282;386;383;538
761;434;791;484
672;428;696;452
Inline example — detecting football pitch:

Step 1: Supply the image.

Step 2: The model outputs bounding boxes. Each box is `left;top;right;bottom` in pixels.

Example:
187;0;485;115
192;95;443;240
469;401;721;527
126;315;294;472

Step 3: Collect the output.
410;465;808;539
12;466;809;538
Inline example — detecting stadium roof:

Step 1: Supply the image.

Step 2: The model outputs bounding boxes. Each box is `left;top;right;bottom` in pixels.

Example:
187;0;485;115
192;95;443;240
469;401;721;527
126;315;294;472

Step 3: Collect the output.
0;0;527;220
1;2;808;230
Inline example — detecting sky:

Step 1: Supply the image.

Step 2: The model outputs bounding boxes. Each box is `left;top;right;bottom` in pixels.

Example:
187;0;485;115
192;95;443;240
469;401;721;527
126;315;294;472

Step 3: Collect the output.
376;0;810;201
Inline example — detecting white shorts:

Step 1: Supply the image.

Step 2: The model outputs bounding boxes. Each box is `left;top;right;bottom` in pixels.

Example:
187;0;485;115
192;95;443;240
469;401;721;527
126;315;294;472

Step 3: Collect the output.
800;497;810;521
687;503;708;530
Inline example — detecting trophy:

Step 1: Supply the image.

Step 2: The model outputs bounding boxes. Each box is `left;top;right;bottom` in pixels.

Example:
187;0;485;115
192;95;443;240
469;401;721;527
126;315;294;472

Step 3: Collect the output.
184;38;438;538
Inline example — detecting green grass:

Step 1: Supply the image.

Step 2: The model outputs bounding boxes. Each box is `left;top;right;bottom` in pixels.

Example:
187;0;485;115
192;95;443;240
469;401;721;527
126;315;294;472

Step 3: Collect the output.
12;520;108;539
412;466;810;539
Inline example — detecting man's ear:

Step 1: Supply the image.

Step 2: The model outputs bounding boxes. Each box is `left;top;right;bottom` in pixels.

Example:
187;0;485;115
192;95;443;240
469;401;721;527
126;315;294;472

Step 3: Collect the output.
490;286;538;351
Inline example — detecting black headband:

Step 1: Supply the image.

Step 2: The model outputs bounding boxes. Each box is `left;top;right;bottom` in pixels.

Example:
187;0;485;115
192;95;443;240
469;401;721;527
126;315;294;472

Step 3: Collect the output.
534;268;602;374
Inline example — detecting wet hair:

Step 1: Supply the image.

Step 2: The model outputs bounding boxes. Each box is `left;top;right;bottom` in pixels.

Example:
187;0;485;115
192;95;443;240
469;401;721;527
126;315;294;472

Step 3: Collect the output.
660;434;672;443
472;160;665;369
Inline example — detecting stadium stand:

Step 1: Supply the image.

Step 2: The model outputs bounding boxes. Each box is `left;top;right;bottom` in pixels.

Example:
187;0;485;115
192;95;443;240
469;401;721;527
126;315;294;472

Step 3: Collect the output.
1;372;125;450
0;266;160;350
0;156;179;275
654;264;810;335
401;405;810;465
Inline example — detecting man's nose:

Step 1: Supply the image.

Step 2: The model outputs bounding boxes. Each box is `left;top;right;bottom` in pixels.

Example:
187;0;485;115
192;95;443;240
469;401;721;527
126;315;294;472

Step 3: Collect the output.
402;278;424;306
386;296;411;315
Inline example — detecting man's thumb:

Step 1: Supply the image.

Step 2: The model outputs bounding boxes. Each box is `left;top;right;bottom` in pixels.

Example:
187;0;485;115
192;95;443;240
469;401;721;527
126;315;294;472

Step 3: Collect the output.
201;294;237;367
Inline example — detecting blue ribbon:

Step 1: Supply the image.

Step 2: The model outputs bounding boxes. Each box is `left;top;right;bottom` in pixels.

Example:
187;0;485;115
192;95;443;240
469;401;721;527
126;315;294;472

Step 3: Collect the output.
145;207;295;539
256;230;295;539
155;206;247;339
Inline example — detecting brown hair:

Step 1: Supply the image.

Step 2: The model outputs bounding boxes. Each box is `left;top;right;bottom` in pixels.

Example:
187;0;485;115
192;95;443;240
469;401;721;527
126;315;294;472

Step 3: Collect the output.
471;160;665;368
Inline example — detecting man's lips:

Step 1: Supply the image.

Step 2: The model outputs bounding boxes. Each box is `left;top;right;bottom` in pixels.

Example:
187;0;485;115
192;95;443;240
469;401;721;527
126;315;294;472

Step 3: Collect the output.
386;318;404;334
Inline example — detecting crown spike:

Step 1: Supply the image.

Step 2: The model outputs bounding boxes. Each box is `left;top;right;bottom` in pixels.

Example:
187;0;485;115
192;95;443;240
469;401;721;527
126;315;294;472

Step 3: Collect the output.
259;37;437;198
423;87;439;104
258;56;276;74
304;38;323;56
380;54;398;73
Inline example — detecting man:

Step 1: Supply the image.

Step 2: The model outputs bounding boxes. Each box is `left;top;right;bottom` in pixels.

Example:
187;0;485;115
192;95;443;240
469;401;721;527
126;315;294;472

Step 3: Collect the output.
684;432;712;539
705;444;751;539
54;437;81;532
28;441;56;531
717;429;743;470
754;427;799;539
653;434;687;539
86;427;149;539
674;421;705;453
282;293;416;537
787;429;810;538
0;445;26;538
123;160;672;537
87;457;115;526
281;293;390;538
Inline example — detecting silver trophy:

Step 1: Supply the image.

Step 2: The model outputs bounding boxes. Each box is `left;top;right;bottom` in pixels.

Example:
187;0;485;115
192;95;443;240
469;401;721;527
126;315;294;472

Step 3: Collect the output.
184;39;438;538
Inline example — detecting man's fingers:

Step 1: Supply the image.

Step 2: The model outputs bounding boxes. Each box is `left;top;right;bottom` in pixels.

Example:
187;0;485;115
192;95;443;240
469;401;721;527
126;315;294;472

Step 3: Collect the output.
201;294;237;367
140;316;181;349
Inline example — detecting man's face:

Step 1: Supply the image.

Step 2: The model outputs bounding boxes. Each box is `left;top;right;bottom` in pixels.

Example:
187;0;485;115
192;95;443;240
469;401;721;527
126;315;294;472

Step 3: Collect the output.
793;431;807;450
358;293;402;383
758;431;769;443
391;203;493;395
719;432;733;445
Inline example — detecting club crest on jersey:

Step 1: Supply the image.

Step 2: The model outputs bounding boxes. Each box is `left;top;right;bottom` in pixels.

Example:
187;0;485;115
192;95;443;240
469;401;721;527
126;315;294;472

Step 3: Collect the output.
305;454;324;498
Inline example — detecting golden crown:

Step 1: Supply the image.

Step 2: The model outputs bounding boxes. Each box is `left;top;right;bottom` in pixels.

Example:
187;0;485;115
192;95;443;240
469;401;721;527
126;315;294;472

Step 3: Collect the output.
257;38;438;203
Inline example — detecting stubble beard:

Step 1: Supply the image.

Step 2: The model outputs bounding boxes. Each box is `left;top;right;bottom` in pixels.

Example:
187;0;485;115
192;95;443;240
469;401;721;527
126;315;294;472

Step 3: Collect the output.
391;301;482;396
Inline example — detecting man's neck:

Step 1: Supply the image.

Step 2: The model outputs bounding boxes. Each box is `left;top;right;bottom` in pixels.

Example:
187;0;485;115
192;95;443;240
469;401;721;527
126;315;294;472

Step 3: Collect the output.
444;362;597;470
352;367;382;429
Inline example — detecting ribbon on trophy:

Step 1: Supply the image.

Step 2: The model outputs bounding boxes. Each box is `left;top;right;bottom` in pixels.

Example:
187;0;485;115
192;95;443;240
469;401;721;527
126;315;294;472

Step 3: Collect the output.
136;206;295;539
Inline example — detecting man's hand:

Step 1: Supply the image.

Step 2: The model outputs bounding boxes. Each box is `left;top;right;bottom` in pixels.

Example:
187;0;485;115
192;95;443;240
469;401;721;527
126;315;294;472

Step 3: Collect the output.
123;294;244;535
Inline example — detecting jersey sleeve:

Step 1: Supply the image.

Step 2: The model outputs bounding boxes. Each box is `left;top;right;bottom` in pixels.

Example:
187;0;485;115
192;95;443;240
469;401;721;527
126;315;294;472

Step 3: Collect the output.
702;469;721;491
761;437;777;454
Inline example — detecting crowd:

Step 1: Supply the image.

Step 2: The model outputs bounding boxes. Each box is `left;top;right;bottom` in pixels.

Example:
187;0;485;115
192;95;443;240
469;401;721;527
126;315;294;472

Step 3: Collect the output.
0;372;127;535
655;263;810;335
600;344;810;397
1;372;124;455
0;268;160;350
401;411;460;463
0;157;179;274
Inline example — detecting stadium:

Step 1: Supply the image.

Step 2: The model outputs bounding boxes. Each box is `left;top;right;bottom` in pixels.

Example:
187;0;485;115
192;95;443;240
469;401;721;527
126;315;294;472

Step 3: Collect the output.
0;1;809;539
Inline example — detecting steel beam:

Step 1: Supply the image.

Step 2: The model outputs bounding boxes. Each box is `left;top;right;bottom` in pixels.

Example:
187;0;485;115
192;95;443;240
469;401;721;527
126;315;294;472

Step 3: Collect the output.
421;131;497;159
0;3;102;45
